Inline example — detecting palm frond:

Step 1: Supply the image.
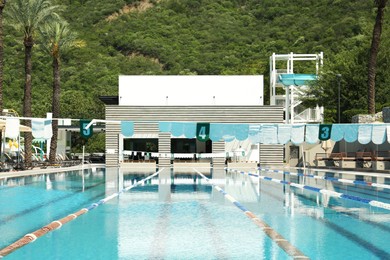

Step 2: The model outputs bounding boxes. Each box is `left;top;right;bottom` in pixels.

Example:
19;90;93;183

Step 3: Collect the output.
6;0;63;39
39;19;84;58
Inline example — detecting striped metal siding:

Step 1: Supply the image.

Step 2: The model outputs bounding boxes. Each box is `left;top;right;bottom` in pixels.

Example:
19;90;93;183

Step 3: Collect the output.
134;122;159;134
106;106;283;123
158;133;171;168
105;105;284;167
106;122;120;167
259;145;284;166
212;141;225;169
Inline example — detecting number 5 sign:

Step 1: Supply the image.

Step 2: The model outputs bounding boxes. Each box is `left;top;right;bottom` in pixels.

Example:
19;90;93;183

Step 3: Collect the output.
80;119;93;139
196;123;210;142
318;124;332;141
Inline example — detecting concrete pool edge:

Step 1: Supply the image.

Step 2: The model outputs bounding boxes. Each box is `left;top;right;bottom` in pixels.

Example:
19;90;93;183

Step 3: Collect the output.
0;164;104;180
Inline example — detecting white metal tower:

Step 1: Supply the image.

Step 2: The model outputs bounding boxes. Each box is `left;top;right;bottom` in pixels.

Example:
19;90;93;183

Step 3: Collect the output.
269;52;324;124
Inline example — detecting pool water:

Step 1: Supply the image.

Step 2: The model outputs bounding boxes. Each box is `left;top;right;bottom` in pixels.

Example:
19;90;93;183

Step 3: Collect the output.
0;167;389;259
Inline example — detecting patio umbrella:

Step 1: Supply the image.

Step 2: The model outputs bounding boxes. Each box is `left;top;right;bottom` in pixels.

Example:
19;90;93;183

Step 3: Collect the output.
321;140;332;155
0;119;32;132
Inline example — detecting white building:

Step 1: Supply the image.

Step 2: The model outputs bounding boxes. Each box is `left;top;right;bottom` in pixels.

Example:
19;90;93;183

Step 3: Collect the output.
101;75;284;170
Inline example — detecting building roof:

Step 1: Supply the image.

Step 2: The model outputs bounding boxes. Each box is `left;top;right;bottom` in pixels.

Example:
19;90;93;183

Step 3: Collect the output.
99;96;119;105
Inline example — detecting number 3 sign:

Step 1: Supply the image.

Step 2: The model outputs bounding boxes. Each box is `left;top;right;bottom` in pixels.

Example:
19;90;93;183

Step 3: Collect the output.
318;124;332;141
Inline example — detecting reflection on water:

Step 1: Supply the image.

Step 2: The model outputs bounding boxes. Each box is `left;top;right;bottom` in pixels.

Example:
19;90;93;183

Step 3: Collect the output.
0;167;389;259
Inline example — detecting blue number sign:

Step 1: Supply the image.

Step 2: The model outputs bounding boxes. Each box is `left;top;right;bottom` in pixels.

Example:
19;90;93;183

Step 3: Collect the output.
80;119;93;139
196;123;210;142
318;124;332;141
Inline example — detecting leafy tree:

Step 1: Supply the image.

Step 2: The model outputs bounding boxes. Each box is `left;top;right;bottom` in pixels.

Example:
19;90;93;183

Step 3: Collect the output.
7;0;61;166
60;90;104;120
368;0;388;114
39;19;84;163
0;1;6;155
2;0;390;152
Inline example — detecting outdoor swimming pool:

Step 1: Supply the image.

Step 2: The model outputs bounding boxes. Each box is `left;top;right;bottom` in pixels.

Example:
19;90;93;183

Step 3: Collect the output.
0;167;389;259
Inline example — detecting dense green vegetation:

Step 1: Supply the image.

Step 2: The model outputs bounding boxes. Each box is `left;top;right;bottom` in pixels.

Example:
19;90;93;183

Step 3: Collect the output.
2;0;390;151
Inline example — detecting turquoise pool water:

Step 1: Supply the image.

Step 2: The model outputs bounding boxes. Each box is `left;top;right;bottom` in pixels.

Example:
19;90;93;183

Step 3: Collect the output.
0;168;389;259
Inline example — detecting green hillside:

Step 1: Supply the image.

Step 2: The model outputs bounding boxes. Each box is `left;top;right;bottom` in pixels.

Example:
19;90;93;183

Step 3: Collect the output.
3;0;390;124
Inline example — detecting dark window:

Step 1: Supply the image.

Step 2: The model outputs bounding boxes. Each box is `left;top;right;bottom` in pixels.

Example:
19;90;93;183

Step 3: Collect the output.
171;138;196;153
124;139;158;152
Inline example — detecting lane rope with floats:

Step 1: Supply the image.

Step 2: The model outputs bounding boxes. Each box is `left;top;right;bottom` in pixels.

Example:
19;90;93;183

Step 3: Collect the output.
193;168;310;259
227;168;390;211
0;169;164;257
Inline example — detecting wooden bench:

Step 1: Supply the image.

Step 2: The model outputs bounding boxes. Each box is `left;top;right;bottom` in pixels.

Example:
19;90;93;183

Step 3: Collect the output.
372;151;390;170
337;152;357;168
315;152;357;168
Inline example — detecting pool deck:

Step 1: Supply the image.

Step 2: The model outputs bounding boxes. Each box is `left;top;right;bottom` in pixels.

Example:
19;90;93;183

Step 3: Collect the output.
0;164;103;179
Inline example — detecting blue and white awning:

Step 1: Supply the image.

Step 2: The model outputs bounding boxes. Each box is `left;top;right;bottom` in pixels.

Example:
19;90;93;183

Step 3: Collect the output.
119;122;390;145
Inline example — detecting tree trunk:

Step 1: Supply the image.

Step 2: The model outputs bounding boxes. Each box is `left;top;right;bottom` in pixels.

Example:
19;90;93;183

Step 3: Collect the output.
0;2;5;157
49;56;60;164
368;1;387;114
23;36;33;168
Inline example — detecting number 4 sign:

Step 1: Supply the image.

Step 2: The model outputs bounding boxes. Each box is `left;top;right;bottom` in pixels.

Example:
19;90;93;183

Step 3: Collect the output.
196;123;210;142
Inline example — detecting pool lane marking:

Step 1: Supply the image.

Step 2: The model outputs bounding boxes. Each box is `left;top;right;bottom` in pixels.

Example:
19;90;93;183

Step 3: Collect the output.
258;167;390;190
243;172;390;259
0;180;105;226
197;202;229;259
228;168;390;211
149;202;171;259
0;168;165;258
193;168;310;259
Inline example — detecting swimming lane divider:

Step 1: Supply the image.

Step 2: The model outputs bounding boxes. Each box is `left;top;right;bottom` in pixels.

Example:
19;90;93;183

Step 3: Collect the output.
193;168;310;259
228;168;390;211
0;168;165;258
258;167;390;190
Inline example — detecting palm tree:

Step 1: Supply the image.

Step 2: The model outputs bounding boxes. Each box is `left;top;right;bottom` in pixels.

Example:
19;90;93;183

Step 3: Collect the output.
7;0;60;167
39;20;83;164
0;1;6;156
368;0;388;114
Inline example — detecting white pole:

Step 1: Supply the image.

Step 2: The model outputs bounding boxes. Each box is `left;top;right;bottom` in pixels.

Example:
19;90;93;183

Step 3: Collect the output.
46;112;52;159
82;145;85;168
290;86;294;124
119;134;124;163
285;86;290;124
17;134;20;168
1;130;4;163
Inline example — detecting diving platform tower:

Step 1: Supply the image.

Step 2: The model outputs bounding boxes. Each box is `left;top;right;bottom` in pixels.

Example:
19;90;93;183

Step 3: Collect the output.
270;52;324;124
